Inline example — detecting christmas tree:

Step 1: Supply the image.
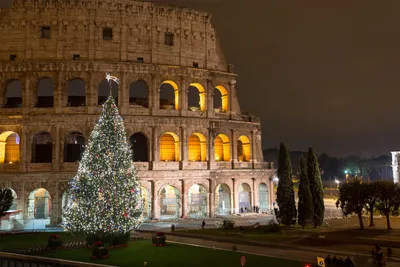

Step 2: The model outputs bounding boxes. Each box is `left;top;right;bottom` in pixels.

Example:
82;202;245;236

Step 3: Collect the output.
63;74;142;236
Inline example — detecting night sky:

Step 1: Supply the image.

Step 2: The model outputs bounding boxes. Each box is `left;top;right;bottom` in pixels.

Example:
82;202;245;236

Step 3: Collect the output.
2;0;400;157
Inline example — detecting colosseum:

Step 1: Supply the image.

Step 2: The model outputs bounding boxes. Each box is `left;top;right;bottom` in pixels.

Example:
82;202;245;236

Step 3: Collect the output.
0;0;274;230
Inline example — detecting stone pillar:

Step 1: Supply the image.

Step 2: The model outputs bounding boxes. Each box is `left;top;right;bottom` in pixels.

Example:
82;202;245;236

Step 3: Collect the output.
52;126;60;171
119;72;128;114
151;75;159;115
152;126;159;162
251;130;256;169
23;74;31;113
180;127;187;168
208;127;215;169
21;127;27;172
206;79;213;117
269;179;275;211
209;179;215;217
181;180;186;218
252;178;256;209
50;184;62;225
88;72;95;114
231;129;237;168
231;178;236;214
54;72;62;114
180;78;188;113
392;151;400;183
150;181;156;219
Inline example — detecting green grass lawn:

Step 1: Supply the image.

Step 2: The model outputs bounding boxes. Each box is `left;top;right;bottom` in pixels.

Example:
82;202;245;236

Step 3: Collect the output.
0;232;85;250
44;240;303;267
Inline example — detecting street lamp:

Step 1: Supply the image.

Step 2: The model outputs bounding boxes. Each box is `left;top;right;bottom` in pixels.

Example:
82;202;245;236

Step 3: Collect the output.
272;177;279;183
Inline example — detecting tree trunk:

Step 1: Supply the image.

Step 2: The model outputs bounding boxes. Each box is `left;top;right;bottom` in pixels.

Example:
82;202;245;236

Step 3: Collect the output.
357;212;364;230
369;206;374;227
386;214;392;230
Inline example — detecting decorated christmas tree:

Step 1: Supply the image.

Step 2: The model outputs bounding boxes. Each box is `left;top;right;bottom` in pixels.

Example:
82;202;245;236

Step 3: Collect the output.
63;74;142;237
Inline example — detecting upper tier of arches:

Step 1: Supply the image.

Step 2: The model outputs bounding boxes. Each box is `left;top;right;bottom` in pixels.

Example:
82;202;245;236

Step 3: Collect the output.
1;77;231;114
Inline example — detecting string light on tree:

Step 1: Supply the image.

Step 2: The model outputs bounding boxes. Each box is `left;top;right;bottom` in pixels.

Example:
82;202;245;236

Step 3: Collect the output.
62;73;142;235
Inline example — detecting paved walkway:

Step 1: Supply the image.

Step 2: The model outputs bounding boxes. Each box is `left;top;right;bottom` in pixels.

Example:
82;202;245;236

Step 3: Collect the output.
135;232;400;267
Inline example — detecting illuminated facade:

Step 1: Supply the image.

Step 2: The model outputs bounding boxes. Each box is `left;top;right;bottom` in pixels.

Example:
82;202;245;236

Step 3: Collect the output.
0;0;274;229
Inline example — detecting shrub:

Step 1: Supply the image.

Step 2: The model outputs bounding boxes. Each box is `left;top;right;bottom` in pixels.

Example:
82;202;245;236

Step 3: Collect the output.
152;232;166;246
262;219;281;233
219;218;235;230
92;241;109;259
47;234;63;248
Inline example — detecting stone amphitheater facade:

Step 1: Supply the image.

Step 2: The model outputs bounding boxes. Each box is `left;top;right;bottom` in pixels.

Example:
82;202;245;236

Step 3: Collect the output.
0;0;274;229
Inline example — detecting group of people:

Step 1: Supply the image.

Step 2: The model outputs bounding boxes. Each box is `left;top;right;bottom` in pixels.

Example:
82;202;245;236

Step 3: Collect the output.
239;206;260;213
325;255;354;267
372;244;392;266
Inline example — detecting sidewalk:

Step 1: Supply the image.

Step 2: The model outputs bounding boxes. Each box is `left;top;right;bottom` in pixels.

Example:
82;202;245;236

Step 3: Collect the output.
135;232;400;267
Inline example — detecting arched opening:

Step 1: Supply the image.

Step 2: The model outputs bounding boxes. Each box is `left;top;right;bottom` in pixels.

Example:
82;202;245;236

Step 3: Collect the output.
159;80;178;110
64;132;85;162
0;131;20;164
32;131;52;163
4;80;22;108
188;83;205;112
258;183;269;212
140;187;150;219
28;188;51;221
130;132;149;162
98;79;118;105
188;133;207;162
36;78;54;107
188;184;208;218
129;80;149;108
237;136;251;162
238;183;252;213
8;189;18;211
215;184;231;214
67;79;86;107
159;185;180;219
214;134;230;162
160;132;180;161
214;86;228;112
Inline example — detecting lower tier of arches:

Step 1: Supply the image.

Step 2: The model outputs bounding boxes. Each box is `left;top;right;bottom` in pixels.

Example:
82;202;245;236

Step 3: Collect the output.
0;170;275;230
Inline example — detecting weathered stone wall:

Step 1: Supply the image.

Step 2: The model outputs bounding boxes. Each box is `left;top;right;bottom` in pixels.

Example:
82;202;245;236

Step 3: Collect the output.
0;0;227;72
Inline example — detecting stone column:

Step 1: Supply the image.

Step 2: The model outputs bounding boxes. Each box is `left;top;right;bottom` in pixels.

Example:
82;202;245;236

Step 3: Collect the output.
152;126;159;162
209;179;215;217
208;127;215;169
231;129;237;168
252;178;256;209
231;178;236;214
20;127;27;172
151;75;159;115
119;72;128;114
149;181;156;219
206;79;213;117
269;179;275;211
392;152;400;184
180;127;187;169
87;72;95;114
23;74;31;113
251;130;256;169
50;184;62;225
52;126;60;171
181;180;187;218
180;77;188;113
54;71;62;114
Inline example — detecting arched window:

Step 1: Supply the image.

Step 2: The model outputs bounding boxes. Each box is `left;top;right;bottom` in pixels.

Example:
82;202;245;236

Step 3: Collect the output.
188;83;205;111
237;135;251;162
98;79;118;105
214;86;228;112
28;188;51;220
8;189;18;210
258;183;269;212
159;80;178;110
32;132;52;163
215;184;231;214
4;80;22;108
36;78;54;107
160;132;180;161
141;187;150;218
214;134;230;162
188;133;207;162
67;79;86;107
238;183;252;212
64;132;85;162
188;184;208;218
129;80;149;108
130;133;149;162
159;185;180;219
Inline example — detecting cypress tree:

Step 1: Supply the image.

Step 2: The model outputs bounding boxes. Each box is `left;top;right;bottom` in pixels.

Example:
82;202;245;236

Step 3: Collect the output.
298;156;314;229
276;143;297;226
307;147;325;227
